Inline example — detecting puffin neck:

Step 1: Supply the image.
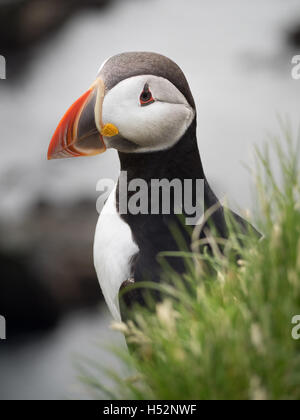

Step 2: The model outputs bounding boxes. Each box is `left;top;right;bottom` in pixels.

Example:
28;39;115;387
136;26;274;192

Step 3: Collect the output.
118;117;205;182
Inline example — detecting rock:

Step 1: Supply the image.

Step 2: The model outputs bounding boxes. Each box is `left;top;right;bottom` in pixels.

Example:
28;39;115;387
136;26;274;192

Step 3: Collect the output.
0;252;60;337
0;199;103;338
286;23;300;48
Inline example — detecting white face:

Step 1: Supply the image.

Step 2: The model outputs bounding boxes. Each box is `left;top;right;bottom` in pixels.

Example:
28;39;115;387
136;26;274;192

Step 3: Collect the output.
102;75;195;153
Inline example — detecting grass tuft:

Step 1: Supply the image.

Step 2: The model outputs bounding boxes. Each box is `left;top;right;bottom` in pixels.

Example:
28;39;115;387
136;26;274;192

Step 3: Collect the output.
80;125;300;400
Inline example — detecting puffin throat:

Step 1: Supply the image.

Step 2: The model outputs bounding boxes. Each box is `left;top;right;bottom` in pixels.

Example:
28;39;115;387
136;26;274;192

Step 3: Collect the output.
117;117;204;182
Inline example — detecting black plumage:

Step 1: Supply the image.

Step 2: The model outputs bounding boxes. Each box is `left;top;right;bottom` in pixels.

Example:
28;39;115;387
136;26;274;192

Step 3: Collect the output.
117;117;259;318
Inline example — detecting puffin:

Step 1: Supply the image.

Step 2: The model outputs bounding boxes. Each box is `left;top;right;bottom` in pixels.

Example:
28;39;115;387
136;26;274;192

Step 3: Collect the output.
48;52;258;321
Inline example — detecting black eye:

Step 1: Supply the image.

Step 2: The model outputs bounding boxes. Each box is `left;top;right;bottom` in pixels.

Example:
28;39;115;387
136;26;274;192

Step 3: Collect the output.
140;84;155;106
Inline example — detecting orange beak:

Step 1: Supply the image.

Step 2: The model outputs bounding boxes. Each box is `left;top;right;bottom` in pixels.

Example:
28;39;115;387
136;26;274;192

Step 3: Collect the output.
48;78;112;160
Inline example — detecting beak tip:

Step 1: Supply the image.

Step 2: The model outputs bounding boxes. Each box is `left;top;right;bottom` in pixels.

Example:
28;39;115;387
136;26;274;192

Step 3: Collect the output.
47;78;107;161
47;143;55;160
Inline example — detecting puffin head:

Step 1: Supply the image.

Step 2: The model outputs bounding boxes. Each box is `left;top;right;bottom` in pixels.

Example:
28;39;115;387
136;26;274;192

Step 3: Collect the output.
48;52;196;159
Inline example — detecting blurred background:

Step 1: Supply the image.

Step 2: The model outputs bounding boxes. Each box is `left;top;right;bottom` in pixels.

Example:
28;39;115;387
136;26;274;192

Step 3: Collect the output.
0;0;299;399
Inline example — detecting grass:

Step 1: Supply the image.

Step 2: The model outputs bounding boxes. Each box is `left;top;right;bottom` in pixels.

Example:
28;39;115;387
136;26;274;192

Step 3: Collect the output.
78;123;300;400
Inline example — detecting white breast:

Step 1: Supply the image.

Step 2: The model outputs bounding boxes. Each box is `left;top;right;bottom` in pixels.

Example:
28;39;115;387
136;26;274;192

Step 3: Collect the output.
93;186;139;321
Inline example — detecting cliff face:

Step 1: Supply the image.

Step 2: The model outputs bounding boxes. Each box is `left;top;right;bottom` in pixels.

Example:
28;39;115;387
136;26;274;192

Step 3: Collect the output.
0;199;102;337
